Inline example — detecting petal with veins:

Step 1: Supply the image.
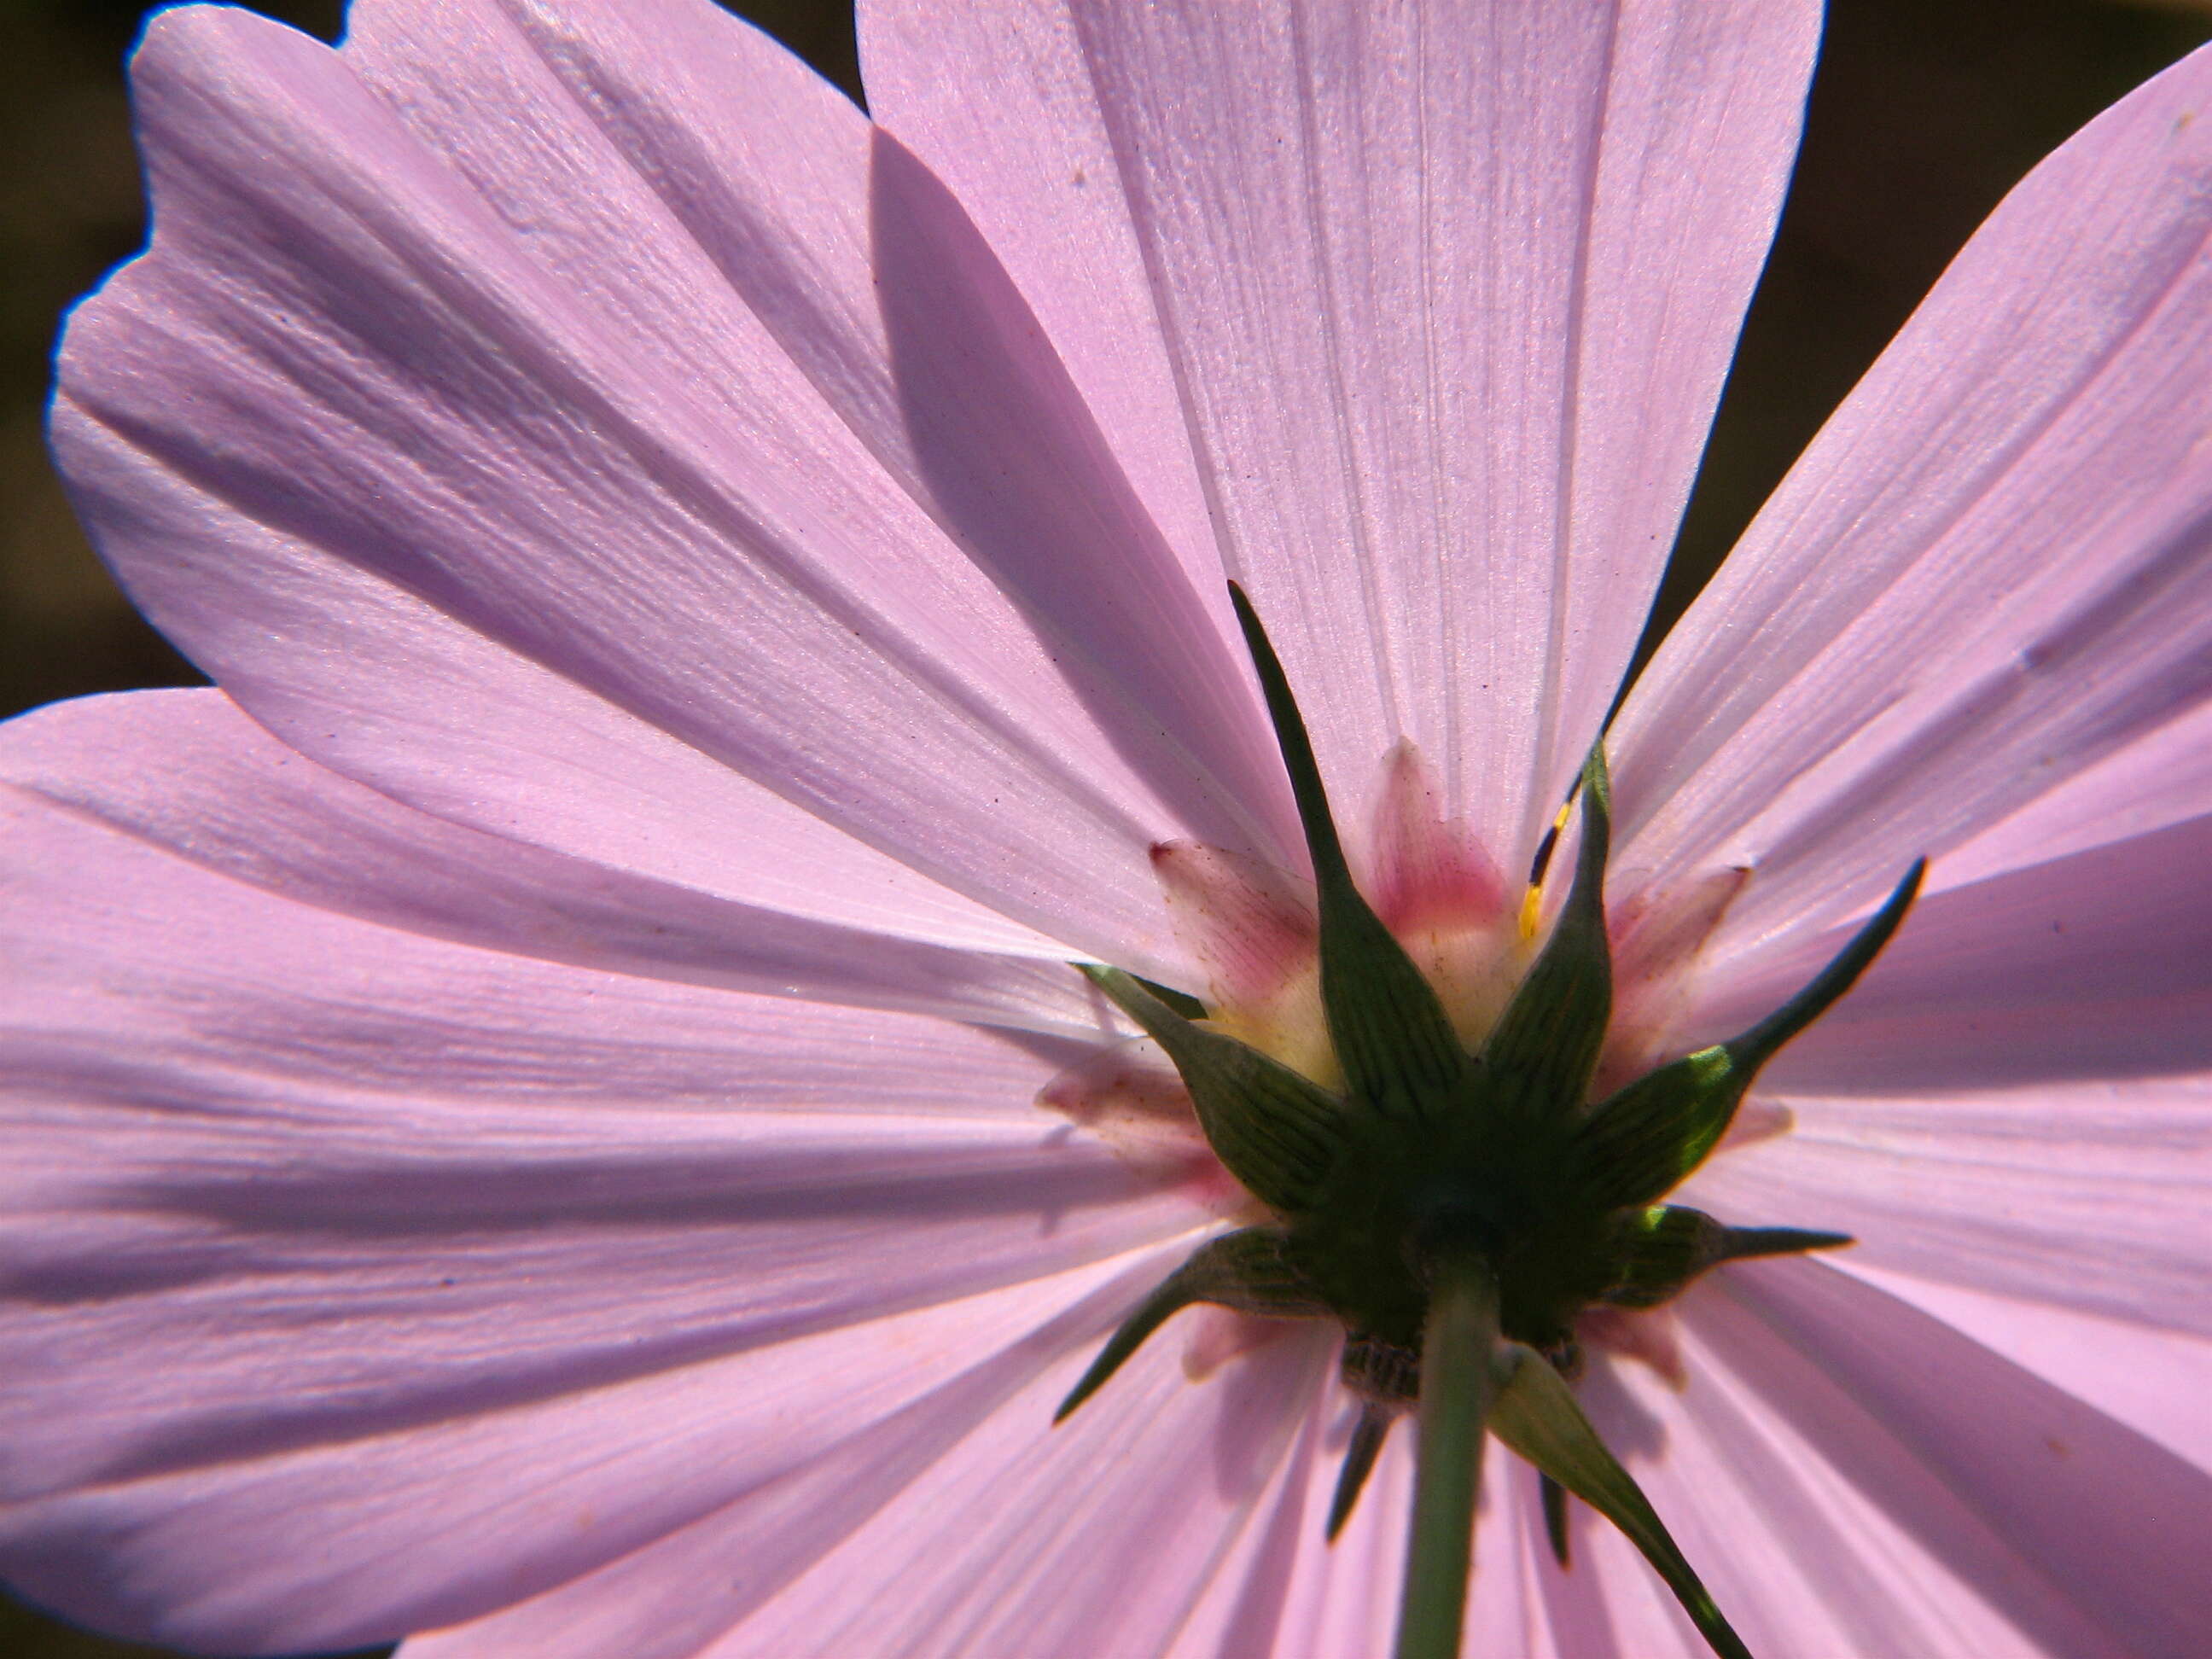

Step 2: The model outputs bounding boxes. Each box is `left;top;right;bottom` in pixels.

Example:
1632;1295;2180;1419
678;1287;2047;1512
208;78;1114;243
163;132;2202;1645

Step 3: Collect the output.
1679;1262;2212;1656
1834;1264;2212;1469
1679;1078;2212;1336
0;786;1216;1647
1;691;1101;1034
1696;812;2212;1093
1615;44;2212;956
410;1320;1323;1659
55;2;1293;971
864;0;1819;868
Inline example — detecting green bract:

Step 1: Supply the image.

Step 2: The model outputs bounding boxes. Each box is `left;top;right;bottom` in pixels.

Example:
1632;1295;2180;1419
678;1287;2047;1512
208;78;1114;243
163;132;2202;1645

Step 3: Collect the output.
1059;588;1922;1659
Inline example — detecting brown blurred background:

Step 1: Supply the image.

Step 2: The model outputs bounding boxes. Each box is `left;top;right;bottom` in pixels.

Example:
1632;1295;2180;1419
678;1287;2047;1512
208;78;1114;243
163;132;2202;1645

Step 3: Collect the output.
3;0;2208;1654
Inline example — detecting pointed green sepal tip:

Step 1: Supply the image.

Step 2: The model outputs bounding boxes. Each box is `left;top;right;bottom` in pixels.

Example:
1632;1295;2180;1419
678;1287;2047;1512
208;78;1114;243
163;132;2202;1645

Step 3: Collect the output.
1326;1405;1394;1541
1728;857;1924;1071
1056;1228;1327;1423
1604;1207;1854;1309
1489;1344;1754;1659
1569;858;1922;1213
1721;1225;1854;1260
1226;580;1352;883
1540;1473;1572;1569
1480;741;1615;1127
1132;975;1206;1021
1079;963;1346;1214
1575;743;1613;872
1227;581;1470;1126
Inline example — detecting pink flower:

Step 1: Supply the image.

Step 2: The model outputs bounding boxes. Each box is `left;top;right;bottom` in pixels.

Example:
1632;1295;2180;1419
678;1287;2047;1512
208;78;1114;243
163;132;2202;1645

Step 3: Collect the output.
4;0;2209;1654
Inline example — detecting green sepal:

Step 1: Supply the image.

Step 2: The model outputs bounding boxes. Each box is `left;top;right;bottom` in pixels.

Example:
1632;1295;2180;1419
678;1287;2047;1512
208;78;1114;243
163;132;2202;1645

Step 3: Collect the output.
1604;1205;1852;1309
1569;859;1923;1211
1133;975;1207;1021
1080;963;1346;1214
1326;1402;1394;1540
1726;858;1924;1070
1480;747;1614;1127
1056;1229;1325;1422
1540;1474;1572;1568
1489;1343;1753;1659
1229;583;1470;1126
1567;1045;1736;1213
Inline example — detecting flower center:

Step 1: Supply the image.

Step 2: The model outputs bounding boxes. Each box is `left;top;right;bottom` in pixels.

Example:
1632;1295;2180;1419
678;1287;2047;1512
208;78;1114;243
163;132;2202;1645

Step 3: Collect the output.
1049;587;1921;1656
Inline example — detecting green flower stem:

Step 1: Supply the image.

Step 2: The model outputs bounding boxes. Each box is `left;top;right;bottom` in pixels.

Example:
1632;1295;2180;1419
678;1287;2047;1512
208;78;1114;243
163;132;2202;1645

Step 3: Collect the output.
1393;1255;1501;1659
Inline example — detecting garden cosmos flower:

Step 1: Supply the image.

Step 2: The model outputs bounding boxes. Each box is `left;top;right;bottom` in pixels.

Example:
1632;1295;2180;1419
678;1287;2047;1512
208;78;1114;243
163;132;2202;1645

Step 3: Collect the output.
3;0;2211;1652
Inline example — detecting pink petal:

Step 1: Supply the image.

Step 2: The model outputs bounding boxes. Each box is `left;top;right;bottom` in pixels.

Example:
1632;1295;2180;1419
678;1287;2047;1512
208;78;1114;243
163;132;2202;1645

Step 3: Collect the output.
1938;695;2212;887
1836;1265;2212;1470
723;1327;1311;1659
1266;1400;1413;1659
1675;1260;2212;1655
0;789;1211;1650
1159;1403;1324;1659
1495;1452;1703;1659
1690;806;2212;1093
1680;1075;2211;1336
1614;44;2212;958
3;691;1099;1035
347;0;1297;858
410;1315;1328;1658
56;1;1295;973
864;0;1818;868
1586;1295;2081;1657
856;0;1226;616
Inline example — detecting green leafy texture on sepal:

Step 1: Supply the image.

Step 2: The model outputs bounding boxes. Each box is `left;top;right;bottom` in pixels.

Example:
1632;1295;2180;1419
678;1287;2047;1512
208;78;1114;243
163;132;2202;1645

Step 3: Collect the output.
1604;1206;1852;1309
1229;583;1470;1125
1569;859;1923;1212
1541;1474;1572;1567
1327;1403;1395;1540
1056;1228;1327;1423
1080;963;1346;1214
1480;747;1613;1128
1133;975;1207;1020
1489;1343;1753;1659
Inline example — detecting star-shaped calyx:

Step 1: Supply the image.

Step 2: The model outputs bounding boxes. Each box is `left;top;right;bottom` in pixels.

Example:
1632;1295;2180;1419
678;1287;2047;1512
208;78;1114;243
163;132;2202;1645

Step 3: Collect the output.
1057;586;1921;1659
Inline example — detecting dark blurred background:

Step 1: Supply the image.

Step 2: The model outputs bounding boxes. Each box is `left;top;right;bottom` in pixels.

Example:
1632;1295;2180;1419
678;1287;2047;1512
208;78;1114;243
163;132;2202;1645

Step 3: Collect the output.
3;0;2209;1654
